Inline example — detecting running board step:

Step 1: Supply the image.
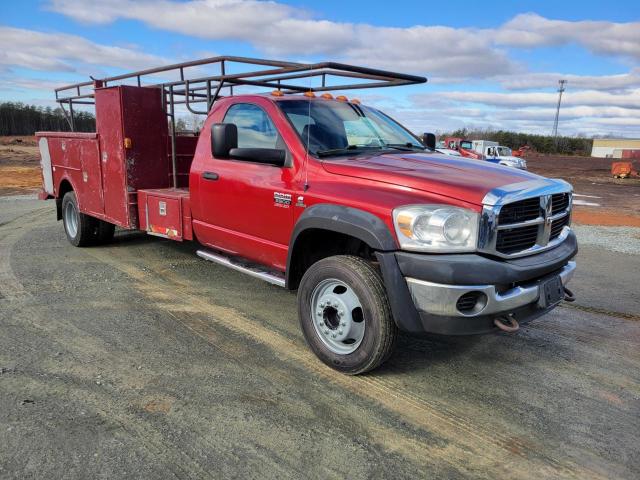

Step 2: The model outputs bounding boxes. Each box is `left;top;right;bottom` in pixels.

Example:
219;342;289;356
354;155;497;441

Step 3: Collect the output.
196;249;285;288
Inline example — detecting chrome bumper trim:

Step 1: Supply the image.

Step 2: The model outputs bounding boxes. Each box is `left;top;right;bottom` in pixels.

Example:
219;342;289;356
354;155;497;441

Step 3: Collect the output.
406;261;576;318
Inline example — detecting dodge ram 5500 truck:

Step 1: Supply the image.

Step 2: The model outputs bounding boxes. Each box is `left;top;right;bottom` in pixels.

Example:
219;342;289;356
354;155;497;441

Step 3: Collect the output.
37;57;577;374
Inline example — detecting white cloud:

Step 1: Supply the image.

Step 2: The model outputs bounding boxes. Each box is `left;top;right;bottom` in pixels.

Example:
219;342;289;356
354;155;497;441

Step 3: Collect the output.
428;89;640;109
494;13;640;61
0;26;167;73
493;105;640;121
499;69;640;92
0;76;64;92
47;0;516;79
48;0;640;80
397;89;640;137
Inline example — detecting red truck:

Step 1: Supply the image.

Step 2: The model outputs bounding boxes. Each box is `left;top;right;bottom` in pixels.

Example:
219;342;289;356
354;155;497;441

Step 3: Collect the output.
441;137;484;160
37;56;577;374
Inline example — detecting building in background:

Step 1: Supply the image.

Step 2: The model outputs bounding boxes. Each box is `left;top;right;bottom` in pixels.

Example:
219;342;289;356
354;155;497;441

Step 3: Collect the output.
591;138;640;158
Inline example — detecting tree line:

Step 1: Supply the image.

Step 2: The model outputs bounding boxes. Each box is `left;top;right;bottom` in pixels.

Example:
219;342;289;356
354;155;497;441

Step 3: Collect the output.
441;128;593;155
0;102;95;135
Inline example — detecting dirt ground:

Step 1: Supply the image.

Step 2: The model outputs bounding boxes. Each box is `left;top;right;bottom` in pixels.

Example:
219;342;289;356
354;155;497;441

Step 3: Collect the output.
525;153;640;225
0;137;41;196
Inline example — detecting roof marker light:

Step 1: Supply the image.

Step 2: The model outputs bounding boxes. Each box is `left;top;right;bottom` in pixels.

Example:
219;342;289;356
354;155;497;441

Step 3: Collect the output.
271;90;284;97
336;95;348;102
351;98;361;104
321;93;333;100
304;91;316;97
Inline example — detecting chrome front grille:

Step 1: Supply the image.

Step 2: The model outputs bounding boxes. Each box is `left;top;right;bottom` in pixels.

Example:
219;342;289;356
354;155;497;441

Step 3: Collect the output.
498;197;541;224
478;179;573;259
496;224;539;254
551;193;570;215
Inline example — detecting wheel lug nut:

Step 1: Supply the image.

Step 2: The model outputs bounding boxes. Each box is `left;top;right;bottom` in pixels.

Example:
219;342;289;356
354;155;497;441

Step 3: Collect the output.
338;329;343;334
340;321;346;327
331;333;337;338
339;310;344;316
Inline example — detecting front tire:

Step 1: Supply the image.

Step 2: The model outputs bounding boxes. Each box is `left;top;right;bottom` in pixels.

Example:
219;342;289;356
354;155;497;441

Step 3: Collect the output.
297;255;397;375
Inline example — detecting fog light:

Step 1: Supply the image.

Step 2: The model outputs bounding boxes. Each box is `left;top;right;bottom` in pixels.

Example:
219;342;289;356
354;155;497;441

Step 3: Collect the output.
456;291;488;314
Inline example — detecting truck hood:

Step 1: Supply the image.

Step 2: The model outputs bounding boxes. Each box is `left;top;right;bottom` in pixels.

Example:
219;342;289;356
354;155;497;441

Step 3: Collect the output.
321;152;537;205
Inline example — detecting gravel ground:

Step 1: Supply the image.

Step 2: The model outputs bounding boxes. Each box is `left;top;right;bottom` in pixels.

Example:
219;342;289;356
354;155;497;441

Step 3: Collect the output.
573;225;640;255
1;198;639;479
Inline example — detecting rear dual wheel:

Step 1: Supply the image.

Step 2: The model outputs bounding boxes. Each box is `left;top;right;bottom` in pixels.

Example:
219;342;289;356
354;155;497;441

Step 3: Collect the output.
298;255;397;375
62;191;114;247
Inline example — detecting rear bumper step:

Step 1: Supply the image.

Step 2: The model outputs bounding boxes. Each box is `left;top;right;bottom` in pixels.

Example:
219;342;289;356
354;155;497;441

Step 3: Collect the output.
196;249;285;288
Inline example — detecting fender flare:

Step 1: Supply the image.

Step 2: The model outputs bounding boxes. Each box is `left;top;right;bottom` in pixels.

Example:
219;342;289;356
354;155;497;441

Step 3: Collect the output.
285;203;397;287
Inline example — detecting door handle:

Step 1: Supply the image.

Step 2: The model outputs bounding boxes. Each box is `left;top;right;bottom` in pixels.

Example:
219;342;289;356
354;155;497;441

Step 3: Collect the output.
202;171;219;181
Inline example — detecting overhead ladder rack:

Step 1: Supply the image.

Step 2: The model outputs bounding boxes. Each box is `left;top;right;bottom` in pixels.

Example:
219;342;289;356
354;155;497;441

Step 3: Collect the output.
53;55;427;187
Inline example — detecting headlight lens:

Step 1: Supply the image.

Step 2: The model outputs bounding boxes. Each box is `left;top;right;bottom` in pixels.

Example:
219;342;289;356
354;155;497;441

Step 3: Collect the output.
393;205;479;252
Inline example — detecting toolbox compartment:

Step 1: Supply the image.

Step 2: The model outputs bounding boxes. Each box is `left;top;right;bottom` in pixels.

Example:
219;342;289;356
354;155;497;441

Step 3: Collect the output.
137;188;192;241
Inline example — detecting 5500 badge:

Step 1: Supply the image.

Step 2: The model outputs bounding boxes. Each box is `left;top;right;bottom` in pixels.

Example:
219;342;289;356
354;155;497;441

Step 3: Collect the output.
273;192;292;208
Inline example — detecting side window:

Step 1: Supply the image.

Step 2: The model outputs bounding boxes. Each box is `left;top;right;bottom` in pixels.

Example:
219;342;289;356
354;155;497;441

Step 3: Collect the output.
223;103;278;149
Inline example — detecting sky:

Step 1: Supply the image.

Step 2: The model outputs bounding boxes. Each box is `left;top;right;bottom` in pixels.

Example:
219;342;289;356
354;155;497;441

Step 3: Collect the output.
1;0;639;137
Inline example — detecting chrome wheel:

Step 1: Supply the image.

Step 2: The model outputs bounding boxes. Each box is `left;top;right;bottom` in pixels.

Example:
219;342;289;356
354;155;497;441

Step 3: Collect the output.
64;200;78;238
310;278;365;355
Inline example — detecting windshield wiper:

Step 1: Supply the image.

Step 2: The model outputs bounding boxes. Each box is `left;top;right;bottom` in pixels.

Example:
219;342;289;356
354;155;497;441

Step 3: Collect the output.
384;143;425;151
316;143;425;158
316;145;375;157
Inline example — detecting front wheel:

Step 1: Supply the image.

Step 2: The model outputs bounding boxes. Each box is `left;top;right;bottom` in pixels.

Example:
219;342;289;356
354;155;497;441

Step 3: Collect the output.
297;255;397;375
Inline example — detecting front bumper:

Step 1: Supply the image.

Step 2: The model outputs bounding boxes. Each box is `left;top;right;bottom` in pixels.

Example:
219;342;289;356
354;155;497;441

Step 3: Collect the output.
408;260;574;318
376;231;578;335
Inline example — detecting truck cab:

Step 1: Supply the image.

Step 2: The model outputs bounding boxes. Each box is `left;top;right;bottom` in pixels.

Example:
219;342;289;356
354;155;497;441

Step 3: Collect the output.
473;140;527;169
36;56;576;374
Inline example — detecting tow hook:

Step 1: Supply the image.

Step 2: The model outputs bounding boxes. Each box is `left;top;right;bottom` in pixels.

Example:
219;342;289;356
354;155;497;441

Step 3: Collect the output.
563;287;576;302
494;315;519;333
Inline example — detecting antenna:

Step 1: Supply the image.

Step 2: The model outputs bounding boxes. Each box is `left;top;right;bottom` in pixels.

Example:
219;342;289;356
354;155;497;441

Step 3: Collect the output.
552;79;567;140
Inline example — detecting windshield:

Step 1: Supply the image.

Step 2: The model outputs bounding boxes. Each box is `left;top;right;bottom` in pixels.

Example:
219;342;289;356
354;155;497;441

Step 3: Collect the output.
278;99;425;157
460;141;473;149
497;146;512;156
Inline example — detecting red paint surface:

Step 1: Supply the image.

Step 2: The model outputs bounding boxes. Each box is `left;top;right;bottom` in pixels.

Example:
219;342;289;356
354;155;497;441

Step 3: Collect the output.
621;150;640;159
137;188;192;241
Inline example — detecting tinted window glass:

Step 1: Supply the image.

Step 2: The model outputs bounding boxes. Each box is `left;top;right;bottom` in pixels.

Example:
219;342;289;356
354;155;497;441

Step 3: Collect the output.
223;103;278;149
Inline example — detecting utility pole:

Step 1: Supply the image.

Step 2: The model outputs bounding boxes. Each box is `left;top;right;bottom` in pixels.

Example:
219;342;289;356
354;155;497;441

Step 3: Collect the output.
552;79;567;140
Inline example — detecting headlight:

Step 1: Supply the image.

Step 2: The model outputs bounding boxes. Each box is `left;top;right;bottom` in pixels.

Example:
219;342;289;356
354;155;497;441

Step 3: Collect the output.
393;205;479;252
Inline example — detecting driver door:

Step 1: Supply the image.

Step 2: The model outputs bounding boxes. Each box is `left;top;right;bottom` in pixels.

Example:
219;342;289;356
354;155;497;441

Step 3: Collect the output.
196;100;296;270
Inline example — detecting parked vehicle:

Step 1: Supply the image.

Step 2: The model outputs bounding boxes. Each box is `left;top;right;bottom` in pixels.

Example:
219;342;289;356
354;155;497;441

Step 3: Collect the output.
512;145;531;158
440;137;484;160
37;56;576;374
435;148;461;156
472;140;527;170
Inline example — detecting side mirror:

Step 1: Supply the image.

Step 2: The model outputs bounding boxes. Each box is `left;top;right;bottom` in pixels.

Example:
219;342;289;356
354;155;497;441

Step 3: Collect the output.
422;132;436;150
229;148;286;167
211;123;237;158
